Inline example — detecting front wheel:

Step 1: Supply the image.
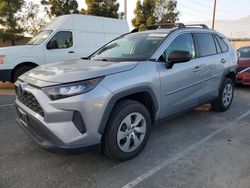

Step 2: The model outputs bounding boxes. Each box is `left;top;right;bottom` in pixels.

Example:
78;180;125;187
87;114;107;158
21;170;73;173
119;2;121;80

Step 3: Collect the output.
103;100;151;161
12;65;35;82
211;78;234;112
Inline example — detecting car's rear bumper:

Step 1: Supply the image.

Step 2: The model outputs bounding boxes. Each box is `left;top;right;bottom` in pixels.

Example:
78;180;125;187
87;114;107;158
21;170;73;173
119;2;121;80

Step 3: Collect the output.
0;69;12;82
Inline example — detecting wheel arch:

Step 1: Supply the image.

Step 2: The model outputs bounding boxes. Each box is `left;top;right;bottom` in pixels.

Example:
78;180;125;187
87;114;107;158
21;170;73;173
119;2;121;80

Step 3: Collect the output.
98;86;159;135
11;62;38;82
225;70;236;82
219;66;237;88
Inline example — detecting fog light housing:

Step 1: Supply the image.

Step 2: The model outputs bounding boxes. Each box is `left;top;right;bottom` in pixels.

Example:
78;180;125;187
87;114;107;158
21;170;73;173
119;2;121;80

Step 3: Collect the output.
72;111;86;134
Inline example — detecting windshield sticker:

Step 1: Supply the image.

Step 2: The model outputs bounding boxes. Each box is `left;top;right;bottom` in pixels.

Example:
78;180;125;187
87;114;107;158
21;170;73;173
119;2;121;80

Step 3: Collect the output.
148;33;168;38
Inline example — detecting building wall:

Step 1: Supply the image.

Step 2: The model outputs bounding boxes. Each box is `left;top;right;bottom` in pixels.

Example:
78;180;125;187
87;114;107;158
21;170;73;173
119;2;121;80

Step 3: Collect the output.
230;40;250;50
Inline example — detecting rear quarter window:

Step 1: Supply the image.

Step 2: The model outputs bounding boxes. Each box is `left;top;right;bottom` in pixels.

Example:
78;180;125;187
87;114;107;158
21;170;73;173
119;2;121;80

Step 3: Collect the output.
194;33;217;57
213;35;222;53
215;35;228;53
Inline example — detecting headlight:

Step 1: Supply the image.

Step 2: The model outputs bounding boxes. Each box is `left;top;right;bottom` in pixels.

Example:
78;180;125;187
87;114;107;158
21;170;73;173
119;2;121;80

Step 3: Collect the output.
42;77;104;100
0;56;6;64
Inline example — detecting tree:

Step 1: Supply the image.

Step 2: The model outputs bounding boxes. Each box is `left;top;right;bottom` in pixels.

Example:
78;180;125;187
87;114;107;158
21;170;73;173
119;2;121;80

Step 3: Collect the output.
83;0;120;18
132;0;157;29
20;2;47;36
0;0;24;45
155;0;179;25
41;0;79;18
132;1;143;28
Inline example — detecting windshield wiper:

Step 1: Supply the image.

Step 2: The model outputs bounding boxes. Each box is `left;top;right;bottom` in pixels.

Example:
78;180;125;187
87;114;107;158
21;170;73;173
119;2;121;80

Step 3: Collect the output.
92;58;113;62
81;57;90;60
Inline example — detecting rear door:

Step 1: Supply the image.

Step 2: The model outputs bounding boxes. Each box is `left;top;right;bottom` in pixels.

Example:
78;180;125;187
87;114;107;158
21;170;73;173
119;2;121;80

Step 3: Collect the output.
193;33;227;103
157;33;204;118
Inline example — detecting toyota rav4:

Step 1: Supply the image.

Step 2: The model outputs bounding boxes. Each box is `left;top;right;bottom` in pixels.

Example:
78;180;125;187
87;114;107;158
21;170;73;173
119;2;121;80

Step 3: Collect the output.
15;24;237;161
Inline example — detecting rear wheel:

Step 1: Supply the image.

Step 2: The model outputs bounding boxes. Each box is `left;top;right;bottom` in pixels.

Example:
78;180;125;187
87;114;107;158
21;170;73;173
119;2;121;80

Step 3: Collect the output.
103;100;151;161
211;78;234;112
13;65;36;82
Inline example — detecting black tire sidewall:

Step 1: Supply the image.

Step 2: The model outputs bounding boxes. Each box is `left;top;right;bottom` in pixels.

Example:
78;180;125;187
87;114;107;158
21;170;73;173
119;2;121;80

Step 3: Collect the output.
218;78;234;111
104;100;151;161
13;66;34;82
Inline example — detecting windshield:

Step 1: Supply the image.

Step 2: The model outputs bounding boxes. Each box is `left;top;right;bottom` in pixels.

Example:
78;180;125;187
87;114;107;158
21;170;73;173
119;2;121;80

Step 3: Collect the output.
27;30;52;45
90;32;168;61
238;47;250;58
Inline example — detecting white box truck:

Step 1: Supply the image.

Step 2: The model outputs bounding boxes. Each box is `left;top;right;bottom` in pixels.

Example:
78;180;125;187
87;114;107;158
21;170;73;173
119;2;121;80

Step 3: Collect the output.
0;14;129;82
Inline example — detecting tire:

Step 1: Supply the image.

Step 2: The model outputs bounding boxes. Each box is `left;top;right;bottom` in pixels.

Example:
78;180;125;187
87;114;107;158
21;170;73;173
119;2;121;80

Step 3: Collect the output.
13;65;35;82
103;100;151;161
211;78;234;112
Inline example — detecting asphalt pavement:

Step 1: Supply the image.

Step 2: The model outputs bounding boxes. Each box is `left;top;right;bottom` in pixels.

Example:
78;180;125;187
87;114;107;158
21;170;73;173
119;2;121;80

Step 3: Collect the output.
0;84;250;188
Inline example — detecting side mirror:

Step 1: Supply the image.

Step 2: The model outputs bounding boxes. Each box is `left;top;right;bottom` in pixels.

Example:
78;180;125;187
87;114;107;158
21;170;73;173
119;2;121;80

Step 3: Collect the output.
47;40;58;49
166;50;192;69
237;52;240;58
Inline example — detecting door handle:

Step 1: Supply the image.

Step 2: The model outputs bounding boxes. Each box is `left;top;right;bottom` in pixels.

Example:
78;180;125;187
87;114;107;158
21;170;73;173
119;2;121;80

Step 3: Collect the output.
220;58;227;64
193;65;203;72
68;51;75;53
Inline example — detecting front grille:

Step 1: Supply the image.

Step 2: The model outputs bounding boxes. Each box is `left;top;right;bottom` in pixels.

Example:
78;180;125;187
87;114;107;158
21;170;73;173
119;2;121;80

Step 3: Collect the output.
16;87;44;117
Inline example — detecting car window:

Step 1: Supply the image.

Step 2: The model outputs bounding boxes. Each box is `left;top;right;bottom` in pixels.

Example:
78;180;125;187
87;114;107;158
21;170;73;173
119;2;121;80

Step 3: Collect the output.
194;33;217;57
27;30;52;45
96;39;135;58
91;32;168;61
47;31;73;49
213;35;222;53
163;33;195;61
215;35;228;53
238;47;250;58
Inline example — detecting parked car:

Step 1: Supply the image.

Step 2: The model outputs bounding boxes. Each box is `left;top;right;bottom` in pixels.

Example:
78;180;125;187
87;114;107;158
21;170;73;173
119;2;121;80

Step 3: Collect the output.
0;14;129;82
15;24;237;161
236;46;250;85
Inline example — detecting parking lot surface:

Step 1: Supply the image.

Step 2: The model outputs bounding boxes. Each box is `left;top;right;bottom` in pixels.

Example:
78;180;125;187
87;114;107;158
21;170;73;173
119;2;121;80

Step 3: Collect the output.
0;83;250;188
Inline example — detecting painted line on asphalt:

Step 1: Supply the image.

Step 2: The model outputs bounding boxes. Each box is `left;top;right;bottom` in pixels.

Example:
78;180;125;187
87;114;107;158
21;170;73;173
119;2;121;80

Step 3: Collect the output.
237;110;250;121
0;103;15;108
122;110;250;188
122;127;226;188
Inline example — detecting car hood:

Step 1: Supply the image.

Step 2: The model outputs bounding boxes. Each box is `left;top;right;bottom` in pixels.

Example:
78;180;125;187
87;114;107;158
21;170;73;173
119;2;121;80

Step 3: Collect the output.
22;59;138;84
0;45;33;55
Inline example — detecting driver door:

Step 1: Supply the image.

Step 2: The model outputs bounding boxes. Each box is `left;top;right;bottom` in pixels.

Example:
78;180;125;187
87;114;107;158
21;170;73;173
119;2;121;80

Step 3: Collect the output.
45;31;76;64
157;33;204;118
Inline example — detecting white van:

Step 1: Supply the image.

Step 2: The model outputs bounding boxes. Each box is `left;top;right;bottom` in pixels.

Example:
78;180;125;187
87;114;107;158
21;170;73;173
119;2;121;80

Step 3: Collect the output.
0;14;129;82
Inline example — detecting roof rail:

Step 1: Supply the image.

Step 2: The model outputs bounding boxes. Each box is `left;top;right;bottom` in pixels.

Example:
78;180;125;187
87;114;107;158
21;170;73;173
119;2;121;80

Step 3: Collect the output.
131;23;185;33
131;23;209;33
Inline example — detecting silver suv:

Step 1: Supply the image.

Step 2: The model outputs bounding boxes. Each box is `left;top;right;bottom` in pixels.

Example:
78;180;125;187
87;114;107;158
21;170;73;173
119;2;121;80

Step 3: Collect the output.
15;24;237;161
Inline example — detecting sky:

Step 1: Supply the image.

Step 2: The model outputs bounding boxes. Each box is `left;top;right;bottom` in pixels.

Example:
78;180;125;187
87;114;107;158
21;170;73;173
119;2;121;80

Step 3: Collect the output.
30;0;250;37
77;0;250;27
31;0;250;27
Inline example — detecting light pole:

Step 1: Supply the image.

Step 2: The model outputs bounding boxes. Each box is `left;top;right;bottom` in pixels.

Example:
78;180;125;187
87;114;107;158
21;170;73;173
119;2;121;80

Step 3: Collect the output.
124;0;127;21
212;0;217;29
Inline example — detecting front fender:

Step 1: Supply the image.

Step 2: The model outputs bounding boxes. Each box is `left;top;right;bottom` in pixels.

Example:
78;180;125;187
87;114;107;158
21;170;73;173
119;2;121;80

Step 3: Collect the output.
98;86;159;135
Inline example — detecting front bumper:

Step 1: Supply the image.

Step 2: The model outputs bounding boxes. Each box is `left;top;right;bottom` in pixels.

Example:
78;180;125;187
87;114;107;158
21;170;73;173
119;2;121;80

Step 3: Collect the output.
16;106;69;151
236;68;250;85
236;73;250;85
15;80;112;152
0;69;12;82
